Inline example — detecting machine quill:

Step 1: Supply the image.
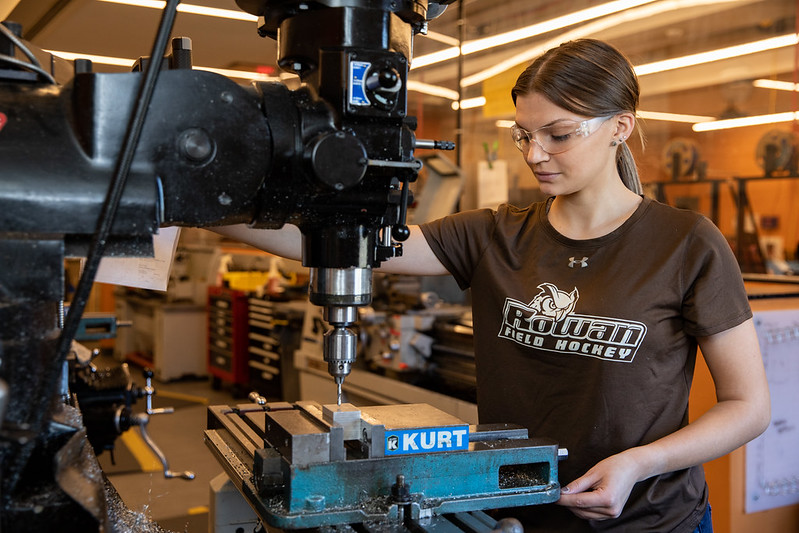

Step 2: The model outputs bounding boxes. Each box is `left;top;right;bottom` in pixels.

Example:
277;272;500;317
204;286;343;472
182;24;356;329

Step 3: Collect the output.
0;1;564;531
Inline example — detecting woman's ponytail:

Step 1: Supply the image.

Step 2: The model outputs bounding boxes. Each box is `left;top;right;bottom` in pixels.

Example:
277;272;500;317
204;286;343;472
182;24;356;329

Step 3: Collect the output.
616;142;642;194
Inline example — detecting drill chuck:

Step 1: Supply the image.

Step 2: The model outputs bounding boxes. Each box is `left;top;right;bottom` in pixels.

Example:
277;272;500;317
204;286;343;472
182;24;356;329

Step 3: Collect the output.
323;325;356;381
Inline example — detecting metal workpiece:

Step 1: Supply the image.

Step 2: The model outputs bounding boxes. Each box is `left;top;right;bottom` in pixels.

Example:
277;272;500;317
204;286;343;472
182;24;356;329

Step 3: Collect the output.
205;401;563;530
322;403;361;441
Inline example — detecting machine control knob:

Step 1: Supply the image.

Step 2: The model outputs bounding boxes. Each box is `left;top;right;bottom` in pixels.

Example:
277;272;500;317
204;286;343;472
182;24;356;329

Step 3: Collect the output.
365;66;402;110
366;68;399;91
391;225;410;242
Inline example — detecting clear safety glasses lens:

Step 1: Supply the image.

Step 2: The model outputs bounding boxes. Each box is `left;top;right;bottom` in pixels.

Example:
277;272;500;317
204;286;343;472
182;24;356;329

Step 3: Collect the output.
511;116;609;154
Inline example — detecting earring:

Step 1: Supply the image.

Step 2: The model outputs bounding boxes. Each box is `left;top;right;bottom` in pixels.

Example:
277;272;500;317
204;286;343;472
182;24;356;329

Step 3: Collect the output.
610;140;619;147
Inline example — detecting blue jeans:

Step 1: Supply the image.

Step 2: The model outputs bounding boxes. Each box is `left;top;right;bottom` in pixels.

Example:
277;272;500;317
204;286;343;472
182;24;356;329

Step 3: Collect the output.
692;505;713;533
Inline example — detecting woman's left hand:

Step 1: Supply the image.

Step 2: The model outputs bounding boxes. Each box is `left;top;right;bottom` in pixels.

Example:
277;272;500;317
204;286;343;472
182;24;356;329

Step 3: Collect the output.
555;451;643;521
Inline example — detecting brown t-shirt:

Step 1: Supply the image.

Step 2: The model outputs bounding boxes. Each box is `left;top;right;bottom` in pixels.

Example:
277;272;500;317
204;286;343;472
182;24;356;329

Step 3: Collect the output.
420;197;752;533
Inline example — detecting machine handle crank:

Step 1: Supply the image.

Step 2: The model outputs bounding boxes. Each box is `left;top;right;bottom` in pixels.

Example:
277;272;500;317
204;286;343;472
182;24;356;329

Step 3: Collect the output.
131;412;195;480
130;369;195;480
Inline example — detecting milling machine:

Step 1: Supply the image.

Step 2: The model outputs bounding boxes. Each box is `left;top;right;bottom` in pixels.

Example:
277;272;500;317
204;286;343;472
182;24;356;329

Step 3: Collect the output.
0;1;564;530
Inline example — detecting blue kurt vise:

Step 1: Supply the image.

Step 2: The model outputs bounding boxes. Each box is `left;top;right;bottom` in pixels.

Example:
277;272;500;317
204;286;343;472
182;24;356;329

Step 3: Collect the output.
206;401;566;530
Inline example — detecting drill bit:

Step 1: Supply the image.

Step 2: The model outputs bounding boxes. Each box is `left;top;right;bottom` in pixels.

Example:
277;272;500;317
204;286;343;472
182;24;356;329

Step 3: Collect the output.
337;381;342;406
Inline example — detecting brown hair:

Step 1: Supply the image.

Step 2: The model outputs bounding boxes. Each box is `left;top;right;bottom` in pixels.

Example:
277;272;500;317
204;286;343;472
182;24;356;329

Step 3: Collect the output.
511;39;643;194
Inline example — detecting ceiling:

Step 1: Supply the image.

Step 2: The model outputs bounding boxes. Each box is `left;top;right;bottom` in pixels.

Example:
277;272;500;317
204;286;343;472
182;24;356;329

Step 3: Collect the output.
3;0;797;119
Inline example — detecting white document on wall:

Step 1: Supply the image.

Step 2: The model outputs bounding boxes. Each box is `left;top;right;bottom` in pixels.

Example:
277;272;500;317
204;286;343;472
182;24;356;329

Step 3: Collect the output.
94;226;181;292
476;159;508;210
745;308;799;513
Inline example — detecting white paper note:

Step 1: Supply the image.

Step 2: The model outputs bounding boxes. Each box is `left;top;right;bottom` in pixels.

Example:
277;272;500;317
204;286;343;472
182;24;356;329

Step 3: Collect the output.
95;226;181;292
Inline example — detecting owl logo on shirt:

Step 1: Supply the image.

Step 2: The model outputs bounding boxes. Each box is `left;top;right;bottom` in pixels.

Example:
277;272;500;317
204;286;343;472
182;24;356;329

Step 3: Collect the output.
530;283;579;322
499;282;646;363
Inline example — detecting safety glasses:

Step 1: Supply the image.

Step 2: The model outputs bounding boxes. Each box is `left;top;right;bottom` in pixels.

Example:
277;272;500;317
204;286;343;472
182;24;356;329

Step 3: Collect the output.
510;116;611;154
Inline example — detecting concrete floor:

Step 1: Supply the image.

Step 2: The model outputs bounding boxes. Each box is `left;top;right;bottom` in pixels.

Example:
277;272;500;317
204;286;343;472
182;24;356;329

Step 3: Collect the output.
95;359;250;533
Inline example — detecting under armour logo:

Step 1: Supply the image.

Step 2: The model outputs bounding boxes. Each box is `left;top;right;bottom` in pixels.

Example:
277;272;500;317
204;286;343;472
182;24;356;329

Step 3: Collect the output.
569;257;588;268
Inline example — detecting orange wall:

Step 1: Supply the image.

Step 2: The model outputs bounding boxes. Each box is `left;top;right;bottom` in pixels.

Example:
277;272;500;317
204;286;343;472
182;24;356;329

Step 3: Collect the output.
689;294;799;533
634;121;799;260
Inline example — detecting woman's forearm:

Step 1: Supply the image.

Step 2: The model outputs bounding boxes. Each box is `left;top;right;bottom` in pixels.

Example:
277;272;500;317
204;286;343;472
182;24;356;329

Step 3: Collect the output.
628;395;770;482
210;223;303;261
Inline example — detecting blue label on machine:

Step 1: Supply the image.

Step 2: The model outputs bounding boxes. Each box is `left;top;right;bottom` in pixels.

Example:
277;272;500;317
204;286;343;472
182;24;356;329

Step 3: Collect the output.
384;425;469;456
349;60;371;106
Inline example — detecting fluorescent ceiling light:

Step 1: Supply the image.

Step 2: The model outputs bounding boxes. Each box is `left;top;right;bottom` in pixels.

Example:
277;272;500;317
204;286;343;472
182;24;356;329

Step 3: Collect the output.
46;49;282;81
420;0;764;106
195;66;282;81
635;34;798;76
413;48;461;69
753;79;799;92
692;111;798;132
413;29;794;109
406;80;459;100
637;110;714;123
462;0;658;55
412;0;659;69
423;31;460;47
460;0;753;87
97;0;258;21
452;97;486;110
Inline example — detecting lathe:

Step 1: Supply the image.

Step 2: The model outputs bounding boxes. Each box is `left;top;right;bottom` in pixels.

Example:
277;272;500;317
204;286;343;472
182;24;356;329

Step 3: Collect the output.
0;0;564;530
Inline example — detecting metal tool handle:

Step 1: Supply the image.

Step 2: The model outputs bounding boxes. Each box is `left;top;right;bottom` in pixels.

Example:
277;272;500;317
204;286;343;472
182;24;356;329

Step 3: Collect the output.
131;369;195;480
132;412;195;480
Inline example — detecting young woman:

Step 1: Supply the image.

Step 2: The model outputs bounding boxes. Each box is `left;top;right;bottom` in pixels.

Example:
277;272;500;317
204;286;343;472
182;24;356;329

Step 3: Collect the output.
216;39;770;533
